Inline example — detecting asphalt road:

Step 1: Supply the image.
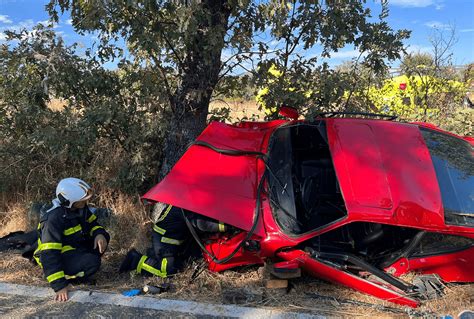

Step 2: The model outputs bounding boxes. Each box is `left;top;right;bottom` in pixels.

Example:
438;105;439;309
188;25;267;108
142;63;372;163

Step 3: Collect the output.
0;283;321;319
0;293;216;318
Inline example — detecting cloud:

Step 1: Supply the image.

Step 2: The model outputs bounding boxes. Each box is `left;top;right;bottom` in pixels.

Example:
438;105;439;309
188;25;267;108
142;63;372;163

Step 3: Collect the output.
15;19;35;29
0;19;35;38
37;19;59;28
0;15;12;24
330;49;367;59
405;44;432;55
0;32;6;41
424;21;450;30
66;19;73;25
390;0;434;7
460;28;474;33
390;0;445;9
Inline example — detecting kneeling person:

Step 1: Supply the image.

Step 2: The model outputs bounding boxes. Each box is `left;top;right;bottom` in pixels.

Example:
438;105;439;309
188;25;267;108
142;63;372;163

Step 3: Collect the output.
34;178;110;301
120;204;227;277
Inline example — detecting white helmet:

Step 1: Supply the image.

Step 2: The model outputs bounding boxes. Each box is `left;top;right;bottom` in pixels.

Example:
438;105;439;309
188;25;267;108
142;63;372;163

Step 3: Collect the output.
55;177;93;208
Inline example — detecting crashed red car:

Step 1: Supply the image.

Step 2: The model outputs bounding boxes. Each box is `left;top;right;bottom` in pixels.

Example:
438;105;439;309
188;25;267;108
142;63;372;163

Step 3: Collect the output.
143;110;474;308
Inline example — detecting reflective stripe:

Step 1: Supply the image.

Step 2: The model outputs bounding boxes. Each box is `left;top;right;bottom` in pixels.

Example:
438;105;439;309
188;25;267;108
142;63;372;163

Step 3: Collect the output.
65;271;84;280
87;214;97;223
37;223;41;229
156;205;173;222
38;242;63;251
61;245;75;253
34;255;42;267
153;224;166;235
218;222;225;232
63;224;82;236
90;226;104;236
161;236;184;245
47;271;65;283
140;258;168;278
161;258;168;277
136;255;148;274
33;239;42;267
34;239;41;264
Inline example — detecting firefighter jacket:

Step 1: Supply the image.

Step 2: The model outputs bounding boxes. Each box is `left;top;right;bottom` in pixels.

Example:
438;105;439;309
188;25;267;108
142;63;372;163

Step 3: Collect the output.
34;202;110;292
151;205;228;256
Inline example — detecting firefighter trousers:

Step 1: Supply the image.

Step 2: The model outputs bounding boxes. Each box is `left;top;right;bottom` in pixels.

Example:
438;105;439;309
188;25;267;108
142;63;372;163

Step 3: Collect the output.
53;249;101;282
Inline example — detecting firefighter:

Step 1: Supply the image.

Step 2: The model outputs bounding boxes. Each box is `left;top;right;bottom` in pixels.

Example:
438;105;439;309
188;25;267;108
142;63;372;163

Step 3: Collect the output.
34;178;110;302
119;204;228;277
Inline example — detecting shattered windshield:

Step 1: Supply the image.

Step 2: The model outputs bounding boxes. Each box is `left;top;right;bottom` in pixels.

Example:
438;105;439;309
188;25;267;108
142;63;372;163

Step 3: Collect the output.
421;128;474;227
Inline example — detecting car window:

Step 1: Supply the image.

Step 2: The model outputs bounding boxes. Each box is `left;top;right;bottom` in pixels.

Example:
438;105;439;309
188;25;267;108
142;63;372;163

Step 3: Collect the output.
268;122;347;235
421;128;474;227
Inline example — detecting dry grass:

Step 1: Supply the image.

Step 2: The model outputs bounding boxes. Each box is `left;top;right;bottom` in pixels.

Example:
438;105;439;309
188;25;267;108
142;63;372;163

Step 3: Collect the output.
209;99;264;122
47;98;67;112
0;201;30;237
1;194;473;317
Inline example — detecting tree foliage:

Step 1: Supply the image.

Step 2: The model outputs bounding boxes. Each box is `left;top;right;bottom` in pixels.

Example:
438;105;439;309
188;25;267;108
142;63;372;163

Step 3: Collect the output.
0;25;163;197
46;0;410;175
366;74;466;119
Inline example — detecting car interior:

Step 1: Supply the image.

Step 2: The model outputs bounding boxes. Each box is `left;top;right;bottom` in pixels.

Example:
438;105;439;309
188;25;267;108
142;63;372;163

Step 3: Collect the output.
267;122;346;235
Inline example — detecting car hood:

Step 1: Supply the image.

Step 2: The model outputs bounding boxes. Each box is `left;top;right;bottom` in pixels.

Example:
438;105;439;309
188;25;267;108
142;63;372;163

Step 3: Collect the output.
326;119;445;228
142;121;284;236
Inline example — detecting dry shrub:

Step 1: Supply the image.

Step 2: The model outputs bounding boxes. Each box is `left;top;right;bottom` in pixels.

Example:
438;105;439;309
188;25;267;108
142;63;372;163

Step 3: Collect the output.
210;100;263;122
96;190;151;253
0;201;29;237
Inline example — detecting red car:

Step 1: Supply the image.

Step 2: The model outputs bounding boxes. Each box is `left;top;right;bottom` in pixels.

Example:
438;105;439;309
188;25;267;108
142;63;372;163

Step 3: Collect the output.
143;109;474;308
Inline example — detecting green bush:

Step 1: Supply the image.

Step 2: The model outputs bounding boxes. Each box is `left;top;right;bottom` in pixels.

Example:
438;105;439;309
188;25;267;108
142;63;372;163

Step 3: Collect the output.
0;26;164;201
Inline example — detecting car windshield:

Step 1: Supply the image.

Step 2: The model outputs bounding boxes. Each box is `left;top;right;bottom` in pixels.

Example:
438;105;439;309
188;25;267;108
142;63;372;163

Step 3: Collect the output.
421;128;474;227
267;122;347;235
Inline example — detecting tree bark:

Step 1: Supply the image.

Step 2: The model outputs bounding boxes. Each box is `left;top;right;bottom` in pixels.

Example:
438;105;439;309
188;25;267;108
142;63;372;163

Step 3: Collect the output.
159;0;231;179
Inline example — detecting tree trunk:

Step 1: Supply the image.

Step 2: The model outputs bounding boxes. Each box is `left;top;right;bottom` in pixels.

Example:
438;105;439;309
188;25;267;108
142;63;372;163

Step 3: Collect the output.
159;0;231;179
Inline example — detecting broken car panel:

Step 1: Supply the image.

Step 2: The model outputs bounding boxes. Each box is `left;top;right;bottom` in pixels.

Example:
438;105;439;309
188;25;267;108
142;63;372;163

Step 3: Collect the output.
142;111;474;307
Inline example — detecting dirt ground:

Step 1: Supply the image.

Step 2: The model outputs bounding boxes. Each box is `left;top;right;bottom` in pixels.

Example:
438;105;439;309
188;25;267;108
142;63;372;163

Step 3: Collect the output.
0;250;473;318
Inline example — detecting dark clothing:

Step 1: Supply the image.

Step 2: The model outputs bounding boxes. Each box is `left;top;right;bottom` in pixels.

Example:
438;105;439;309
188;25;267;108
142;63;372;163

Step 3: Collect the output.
133;205;227;277
34;203;110;292
61;249;101;281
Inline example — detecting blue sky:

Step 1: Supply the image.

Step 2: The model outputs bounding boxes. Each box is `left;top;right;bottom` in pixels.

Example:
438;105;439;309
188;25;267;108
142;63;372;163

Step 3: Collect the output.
0;0;473;69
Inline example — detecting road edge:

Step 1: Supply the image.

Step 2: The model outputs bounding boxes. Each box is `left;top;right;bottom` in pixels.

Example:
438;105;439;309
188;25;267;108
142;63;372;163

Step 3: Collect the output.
0;282;324;318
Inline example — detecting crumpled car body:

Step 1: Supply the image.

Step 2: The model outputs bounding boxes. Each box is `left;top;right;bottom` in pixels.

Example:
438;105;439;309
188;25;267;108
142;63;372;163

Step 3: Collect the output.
143;116;474;307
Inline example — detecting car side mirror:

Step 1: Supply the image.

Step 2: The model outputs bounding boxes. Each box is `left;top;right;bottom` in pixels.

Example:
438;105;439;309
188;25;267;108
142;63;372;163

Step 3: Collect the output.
279;105;299;120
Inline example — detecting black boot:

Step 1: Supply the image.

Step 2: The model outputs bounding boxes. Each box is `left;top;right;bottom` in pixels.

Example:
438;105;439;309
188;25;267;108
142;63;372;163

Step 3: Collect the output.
119;248;141;273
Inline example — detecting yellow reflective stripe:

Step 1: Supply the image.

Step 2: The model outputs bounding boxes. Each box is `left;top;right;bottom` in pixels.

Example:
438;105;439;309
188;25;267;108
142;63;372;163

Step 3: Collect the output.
63;224;82;236
37;223;41;229
65;271;84;280
161;258;168;277
87;214;97;223
34;255;42;267
140;258;167;278
136;255;148;274
47;271;65;283
34;238;42;267
218;222;225;232
90;226;104;236
153;224;166;235
161;236;184;245
61;245;75;253
38;242;63;251
157;205;173;222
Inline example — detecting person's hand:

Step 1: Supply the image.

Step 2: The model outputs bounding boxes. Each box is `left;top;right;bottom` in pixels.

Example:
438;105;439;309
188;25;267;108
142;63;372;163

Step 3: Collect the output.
94;234;108;254
55;286;69;302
